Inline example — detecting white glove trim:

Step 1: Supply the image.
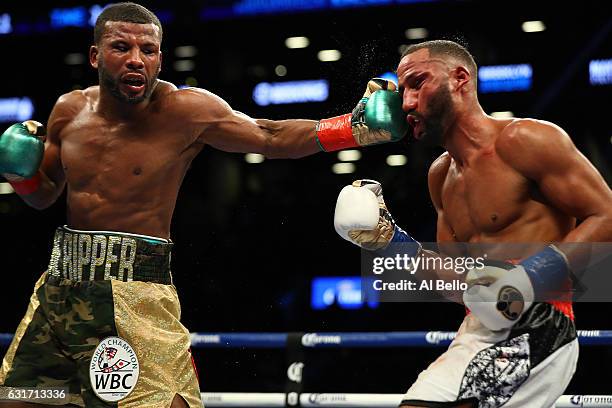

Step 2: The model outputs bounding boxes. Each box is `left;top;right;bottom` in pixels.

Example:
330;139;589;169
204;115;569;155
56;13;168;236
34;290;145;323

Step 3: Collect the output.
334;185;380;242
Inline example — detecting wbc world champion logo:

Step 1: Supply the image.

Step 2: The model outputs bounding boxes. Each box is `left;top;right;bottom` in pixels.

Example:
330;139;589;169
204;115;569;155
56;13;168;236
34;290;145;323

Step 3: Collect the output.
90;336;140;402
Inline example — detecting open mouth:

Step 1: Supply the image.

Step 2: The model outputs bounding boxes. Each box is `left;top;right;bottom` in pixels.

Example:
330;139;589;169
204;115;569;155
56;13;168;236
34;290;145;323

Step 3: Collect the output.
120;74;146;93
407;115;423;139
407;115;417;127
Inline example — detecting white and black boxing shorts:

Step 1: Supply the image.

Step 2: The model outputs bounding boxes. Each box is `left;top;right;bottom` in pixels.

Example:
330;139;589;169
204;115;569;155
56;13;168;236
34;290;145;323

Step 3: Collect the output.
401;302;578;408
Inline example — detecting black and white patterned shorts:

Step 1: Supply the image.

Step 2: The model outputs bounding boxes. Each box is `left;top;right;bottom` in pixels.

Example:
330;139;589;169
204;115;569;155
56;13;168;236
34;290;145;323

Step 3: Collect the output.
401;303;578;408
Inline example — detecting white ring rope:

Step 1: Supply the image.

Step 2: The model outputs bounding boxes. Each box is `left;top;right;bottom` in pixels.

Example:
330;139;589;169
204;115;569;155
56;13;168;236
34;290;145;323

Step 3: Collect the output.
200;393;612;407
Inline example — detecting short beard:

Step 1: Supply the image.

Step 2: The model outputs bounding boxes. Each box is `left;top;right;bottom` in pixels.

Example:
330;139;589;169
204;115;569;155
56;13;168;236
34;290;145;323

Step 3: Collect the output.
421;85;454;147
98;59;158;105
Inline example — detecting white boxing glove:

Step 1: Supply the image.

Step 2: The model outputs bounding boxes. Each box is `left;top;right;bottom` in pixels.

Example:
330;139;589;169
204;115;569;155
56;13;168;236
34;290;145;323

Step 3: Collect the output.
334;179;404;251
463;262;535;331
463;245;570;331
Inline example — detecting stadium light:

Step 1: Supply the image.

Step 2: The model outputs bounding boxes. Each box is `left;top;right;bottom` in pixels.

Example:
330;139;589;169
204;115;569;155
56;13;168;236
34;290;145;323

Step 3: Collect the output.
173;60;195;72
337;150;361;162
405;28;428;40
245;153;265;164
275;65;287;77
386;155;407;167
332;163;355;174
318;50;341;62
490;111;515;118
175;46;198;58
285;36;309;49
522;20;546;33
0;183;14;195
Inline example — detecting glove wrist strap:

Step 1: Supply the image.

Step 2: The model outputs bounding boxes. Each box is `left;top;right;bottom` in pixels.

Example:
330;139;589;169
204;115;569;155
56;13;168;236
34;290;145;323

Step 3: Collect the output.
10;171;41;195
520;244;570;298
316;114;357;152
377;226;421;258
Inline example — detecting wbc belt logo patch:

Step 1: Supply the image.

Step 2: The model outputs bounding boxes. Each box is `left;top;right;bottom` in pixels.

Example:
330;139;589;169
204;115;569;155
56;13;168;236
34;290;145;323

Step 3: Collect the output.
90;336;140;402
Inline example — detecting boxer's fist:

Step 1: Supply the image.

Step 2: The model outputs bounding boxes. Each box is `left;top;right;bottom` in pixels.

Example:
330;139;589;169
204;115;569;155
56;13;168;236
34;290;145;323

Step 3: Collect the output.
352;78;409;146
316;78;409;152
463;245;570;331
334;179;397;251
463;262;535;331
0;120;45;178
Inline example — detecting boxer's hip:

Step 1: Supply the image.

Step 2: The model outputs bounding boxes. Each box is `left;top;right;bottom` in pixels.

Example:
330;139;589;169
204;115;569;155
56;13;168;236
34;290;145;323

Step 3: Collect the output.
1;227;200;407
16;226;177;361
402;303;577;407
46;225;173;284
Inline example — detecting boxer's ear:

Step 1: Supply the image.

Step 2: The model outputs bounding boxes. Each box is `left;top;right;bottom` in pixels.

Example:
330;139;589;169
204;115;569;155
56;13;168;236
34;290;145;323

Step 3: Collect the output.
90;45;99;69
451;66;471;92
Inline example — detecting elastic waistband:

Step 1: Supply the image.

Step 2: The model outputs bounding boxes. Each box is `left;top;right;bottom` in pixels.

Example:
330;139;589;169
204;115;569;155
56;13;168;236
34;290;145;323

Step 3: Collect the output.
46;226;173;284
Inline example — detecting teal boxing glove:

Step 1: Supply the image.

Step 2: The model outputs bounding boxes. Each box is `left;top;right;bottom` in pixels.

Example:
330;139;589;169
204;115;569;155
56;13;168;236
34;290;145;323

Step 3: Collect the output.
316;79;410;151
0;120;45;178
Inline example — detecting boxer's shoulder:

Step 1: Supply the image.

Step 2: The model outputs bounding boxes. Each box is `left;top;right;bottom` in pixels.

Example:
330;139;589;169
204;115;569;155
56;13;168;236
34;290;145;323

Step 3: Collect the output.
157;85;234;123
430;151;451;169
54;88;91;113
428;152;451;181
155;83;223;109
428;152;451;209
497;118;570;151
496;118;573;169
47;88;92;137
151;79;179;99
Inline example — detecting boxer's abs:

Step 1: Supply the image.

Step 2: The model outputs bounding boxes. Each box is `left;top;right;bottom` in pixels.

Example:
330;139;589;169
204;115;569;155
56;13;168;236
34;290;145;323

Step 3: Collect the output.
60;133;196;238
66;185;180;239
445;170;576;319
62;140;189;238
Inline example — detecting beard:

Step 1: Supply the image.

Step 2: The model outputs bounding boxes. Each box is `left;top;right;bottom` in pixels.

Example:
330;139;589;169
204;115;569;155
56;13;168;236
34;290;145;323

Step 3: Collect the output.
98;58;159;105
419;84;454;147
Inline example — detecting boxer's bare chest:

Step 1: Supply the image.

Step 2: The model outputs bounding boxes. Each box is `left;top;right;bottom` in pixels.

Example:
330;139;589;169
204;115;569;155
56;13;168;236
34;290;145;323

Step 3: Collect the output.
440;149;531;242
59;108;193;193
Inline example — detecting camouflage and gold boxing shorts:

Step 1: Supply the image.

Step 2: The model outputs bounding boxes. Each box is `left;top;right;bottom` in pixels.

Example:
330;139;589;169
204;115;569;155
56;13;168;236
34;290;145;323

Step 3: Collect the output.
0;226;202;407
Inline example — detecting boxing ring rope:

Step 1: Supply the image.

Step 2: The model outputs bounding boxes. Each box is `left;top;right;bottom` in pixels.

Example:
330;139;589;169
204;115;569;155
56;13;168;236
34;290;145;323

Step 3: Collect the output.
1;330;612;348
198;393;612;408
3;331;612;407
188;330;612;348
189;330;612;407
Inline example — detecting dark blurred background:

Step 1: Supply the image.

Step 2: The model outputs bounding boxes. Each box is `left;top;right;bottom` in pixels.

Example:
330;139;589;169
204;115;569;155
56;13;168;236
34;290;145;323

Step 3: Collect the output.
0;0;611;397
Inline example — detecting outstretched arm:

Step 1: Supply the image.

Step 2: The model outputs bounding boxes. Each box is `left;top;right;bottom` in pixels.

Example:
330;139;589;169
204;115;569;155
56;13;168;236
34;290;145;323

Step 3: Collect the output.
193;89;320;159
182;78;408;158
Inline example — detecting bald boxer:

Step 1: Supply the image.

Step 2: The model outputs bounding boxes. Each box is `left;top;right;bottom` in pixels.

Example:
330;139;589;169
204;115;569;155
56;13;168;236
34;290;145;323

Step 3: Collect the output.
0;3;408;408
334;40;612;407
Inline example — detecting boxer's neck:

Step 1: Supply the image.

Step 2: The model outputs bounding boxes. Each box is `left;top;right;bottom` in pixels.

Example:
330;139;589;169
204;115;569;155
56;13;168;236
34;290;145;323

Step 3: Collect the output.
443;104;494;167
96;86;151;121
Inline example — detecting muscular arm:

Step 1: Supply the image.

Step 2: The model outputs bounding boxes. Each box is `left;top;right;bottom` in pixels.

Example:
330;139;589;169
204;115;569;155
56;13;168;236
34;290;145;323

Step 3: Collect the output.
378;153;465;303
497;119;612;268
429;152;456;244
182;88;321;159
416;153;465;301
18;93;75;209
